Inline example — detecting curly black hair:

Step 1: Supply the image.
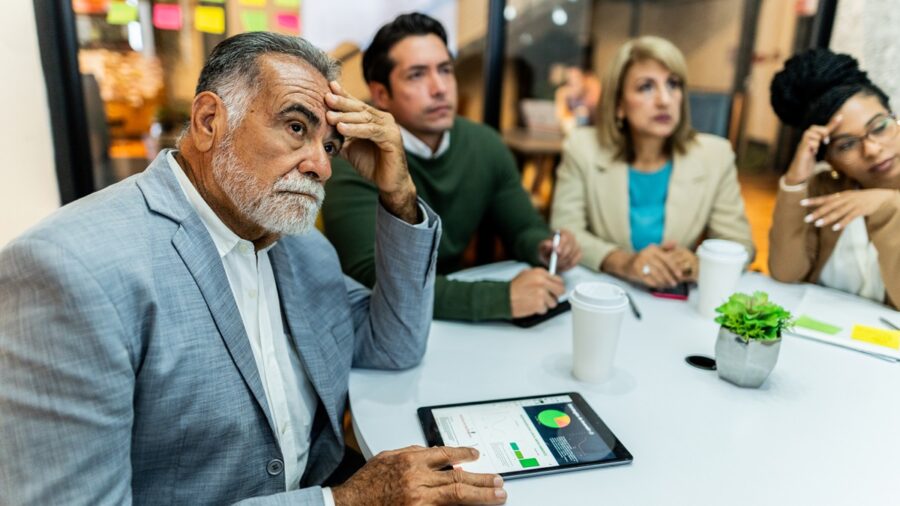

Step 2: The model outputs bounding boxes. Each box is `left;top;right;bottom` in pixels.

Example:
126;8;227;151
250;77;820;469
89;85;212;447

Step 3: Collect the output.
770;48;890;131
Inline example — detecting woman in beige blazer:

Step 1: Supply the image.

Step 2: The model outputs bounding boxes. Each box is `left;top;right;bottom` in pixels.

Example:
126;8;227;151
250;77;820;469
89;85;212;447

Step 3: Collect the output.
769;49;900;308
551;36;754;289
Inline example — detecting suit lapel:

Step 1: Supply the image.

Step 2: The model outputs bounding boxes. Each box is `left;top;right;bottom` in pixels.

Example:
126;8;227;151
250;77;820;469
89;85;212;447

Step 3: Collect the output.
269;244;340;438
138;150;277;436
664;147;708;246
594;154;632;250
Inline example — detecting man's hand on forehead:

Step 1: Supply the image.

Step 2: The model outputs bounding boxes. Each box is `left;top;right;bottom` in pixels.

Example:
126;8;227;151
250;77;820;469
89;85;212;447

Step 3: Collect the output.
325;81;419;224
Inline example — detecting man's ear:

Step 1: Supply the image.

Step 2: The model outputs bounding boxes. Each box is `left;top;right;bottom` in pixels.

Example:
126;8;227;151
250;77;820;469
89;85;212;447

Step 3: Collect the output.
189;91;227;153
368;82;391;110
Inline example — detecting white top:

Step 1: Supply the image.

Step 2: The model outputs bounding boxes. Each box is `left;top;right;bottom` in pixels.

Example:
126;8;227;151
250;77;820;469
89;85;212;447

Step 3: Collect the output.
168;153;334;505
400;126;450;159
779;176;885;303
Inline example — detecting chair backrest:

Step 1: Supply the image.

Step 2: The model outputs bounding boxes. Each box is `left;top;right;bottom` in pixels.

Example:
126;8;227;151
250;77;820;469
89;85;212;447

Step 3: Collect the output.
688;91;731;138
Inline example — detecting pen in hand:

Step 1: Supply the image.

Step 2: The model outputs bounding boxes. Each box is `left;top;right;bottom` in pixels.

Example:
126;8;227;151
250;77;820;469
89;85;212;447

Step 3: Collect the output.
548;230;561;276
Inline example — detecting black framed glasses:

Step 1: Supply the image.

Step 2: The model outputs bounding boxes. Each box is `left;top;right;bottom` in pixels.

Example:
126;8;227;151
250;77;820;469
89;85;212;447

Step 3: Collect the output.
825;113;899;162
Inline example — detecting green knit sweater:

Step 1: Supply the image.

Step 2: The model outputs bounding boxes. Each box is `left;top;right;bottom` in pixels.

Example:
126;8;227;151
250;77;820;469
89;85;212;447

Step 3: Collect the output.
323;117;549;321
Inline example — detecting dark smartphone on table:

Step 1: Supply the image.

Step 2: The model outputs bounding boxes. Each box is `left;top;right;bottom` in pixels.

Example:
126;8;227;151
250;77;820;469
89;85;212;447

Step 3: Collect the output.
649;282;689;301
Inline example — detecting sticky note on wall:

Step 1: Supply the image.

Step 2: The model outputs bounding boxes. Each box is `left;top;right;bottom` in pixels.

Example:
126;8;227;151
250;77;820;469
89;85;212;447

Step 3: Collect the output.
240;10;268;32
195;6;225;34
274;0;301;7
107;2;138;25
276;12;300;32
153;4;182;30
239;0;267;7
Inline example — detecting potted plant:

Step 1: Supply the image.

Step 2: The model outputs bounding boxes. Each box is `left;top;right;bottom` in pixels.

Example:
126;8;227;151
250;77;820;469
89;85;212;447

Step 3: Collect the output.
713;291;793;388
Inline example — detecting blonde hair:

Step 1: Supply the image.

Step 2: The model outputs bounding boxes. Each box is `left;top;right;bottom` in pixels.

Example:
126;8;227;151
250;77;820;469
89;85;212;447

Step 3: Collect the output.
597;36;696;161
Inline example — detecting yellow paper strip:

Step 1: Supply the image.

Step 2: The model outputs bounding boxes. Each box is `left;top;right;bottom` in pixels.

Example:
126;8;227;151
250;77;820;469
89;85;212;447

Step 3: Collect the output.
239;0;267;7
851;325;900;350
195;6;225;35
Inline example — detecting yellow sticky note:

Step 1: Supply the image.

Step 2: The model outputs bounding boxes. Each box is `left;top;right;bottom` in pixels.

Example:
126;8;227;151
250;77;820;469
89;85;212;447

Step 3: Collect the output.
274;0;300;7
195;6;225;34
851;325;900;350
239;0;267;7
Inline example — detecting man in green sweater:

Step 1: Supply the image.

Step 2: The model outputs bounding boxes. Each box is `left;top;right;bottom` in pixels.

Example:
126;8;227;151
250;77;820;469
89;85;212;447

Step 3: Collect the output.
323;12;581;321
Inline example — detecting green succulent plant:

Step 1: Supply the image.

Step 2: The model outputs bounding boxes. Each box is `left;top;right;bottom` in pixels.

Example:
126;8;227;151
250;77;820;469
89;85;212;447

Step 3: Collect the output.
714;291;793;342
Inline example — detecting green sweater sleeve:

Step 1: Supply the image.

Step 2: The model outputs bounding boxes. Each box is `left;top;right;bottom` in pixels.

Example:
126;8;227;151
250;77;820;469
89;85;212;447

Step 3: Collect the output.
487;136;551;265
434;277;512;321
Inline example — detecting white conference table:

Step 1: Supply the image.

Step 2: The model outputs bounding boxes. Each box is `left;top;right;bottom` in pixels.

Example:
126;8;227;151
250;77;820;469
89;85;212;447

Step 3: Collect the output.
349;272;899;505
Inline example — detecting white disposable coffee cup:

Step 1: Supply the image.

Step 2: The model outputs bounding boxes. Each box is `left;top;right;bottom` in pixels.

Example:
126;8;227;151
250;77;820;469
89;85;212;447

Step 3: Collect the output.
570;282;628;383
696;239;749;318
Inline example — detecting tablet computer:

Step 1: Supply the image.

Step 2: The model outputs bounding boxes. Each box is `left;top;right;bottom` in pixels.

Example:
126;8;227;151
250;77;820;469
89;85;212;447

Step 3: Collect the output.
417;392;632;479
510;300;571;328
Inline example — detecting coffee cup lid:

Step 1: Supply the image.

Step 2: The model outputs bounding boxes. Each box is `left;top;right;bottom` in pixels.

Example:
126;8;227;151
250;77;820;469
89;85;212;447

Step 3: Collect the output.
698;239;748;262
571;282;628;310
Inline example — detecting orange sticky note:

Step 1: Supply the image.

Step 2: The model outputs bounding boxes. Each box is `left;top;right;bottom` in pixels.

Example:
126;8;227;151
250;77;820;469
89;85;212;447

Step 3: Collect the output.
275;12;299;32
195;6;225;34
851;325;900;350
153;4;182;30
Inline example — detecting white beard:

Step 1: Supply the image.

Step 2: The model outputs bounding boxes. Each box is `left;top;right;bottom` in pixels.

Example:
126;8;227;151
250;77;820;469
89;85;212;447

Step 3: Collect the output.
212;134;325;236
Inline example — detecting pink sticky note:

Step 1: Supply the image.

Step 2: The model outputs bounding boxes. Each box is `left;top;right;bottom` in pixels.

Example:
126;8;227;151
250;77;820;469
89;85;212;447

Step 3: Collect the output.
153;4;182;30
275;12;300;32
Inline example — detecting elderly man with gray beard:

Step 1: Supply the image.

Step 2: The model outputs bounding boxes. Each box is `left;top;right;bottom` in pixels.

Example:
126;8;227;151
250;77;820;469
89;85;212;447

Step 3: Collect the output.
0;33;508;505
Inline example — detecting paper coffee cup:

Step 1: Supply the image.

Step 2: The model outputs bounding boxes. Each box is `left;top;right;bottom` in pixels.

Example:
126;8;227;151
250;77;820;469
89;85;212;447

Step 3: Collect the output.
570;282;628;383
696;239;749;318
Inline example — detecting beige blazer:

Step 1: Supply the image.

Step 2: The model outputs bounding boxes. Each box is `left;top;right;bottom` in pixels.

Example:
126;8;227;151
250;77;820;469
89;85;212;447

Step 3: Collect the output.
768;171;900;308
550;128;755;271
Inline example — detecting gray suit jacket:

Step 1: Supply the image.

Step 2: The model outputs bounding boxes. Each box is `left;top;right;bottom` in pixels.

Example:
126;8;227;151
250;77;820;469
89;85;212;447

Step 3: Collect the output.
0;151;440;505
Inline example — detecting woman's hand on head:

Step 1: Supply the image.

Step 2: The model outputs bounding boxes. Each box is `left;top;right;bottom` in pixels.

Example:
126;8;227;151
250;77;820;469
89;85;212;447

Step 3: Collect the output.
785;114;843;186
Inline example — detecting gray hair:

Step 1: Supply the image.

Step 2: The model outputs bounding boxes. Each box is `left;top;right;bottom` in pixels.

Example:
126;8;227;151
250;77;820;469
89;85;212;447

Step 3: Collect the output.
195;32;340;129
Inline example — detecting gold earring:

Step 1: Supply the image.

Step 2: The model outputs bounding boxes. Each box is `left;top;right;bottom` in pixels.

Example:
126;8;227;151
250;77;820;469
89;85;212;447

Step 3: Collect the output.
830;169;841;180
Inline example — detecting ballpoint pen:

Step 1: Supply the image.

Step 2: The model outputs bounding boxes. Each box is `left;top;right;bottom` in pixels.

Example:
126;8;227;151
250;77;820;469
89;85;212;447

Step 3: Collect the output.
625;292;642;320
879;317;900;331
548;229;561;275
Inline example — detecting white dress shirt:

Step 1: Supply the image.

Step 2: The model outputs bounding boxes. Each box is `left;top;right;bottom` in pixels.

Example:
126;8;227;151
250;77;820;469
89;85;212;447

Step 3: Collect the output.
168;152;335;505
779;176;886;303
400;126;450;159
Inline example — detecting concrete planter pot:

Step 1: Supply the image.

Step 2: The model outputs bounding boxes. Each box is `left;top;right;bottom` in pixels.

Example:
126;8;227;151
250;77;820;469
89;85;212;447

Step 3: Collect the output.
714;327;781;388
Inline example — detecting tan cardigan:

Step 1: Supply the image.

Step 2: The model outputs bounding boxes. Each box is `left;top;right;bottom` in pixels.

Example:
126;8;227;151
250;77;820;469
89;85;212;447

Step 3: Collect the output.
550;128;755;271
768;171;900;308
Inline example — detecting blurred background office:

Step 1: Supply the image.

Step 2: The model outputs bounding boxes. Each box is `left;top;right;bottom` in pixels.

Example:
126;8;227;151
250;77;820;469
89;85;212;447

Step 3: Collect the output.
5;0;900;272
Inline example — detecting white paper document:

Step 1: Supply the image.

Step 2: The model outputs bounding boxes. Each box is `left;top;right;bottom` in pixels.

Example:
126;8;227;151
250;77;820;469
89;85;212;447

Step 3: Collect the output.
787;285;900;362
447;261;600;302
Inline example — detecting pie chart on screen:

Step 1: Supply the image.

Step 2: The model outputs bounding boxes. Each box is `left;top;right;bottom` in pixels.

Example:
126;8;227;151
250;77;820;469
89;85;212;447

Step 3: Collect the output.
537;409;571;429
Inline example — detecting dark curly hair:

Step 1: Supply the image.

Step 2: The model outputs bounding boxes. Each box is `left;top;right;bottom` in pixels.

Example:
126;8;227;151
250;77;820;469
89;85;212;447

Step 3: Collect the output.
770;48;890;132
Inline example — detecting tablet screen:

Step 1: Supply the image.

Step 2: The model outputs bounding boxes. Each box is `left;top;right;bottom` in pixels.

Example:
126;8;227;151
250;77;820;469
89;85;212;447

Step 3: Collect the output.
419;393;631;477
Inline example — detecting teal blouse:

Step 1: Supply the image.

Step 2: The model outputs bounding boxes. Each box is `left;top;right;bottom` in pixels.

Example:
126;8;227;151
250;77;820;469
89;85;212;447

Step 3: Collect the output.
628;160;673;252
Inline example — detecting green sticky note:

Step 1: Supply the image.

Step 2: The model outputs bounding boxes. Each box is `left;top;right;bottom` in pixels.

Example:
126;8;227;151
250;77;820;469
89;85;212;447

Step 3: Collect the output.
240;10;268;32
275;0;301;7
795;315;842;335
107;2;138;25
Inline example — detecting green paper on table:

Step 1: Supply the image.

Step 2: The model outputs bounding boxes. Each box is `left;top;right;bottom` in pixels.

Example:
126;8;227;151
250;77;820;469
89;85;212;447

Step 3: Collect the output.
794;315;842;335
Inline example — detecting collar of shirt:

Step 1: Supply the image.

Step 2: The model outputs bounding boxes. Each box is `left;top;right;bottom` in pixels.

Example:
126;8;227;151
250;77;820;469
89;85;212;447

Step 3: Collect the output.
167;151;276;258
400;126;451;159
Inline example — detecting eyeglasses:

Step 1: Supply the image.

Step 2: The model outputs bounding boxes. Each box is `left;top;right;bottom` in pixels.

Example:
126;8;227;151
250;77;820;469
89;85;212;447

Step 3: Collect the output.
825;113;899;162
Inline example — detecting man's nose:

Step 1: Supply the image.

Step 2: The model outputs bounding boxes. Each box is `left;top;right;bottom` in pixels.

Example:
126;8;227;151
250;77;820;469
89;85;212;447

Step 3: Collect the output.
429;72;447;96
299;146;332;182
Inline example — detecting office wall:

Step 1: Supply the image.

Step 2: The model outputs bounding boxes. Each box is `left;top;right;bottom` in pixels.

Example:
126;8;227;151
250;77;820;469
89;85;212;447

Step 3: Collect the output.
0;3;59;246
830;0;900;106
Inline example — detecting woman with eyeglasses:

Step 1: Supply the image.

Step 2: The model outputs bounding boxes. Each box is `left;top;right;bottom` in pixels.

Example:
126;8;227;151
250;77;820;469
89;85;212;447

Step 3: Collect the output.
769;48;900;307
551;36;754;289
